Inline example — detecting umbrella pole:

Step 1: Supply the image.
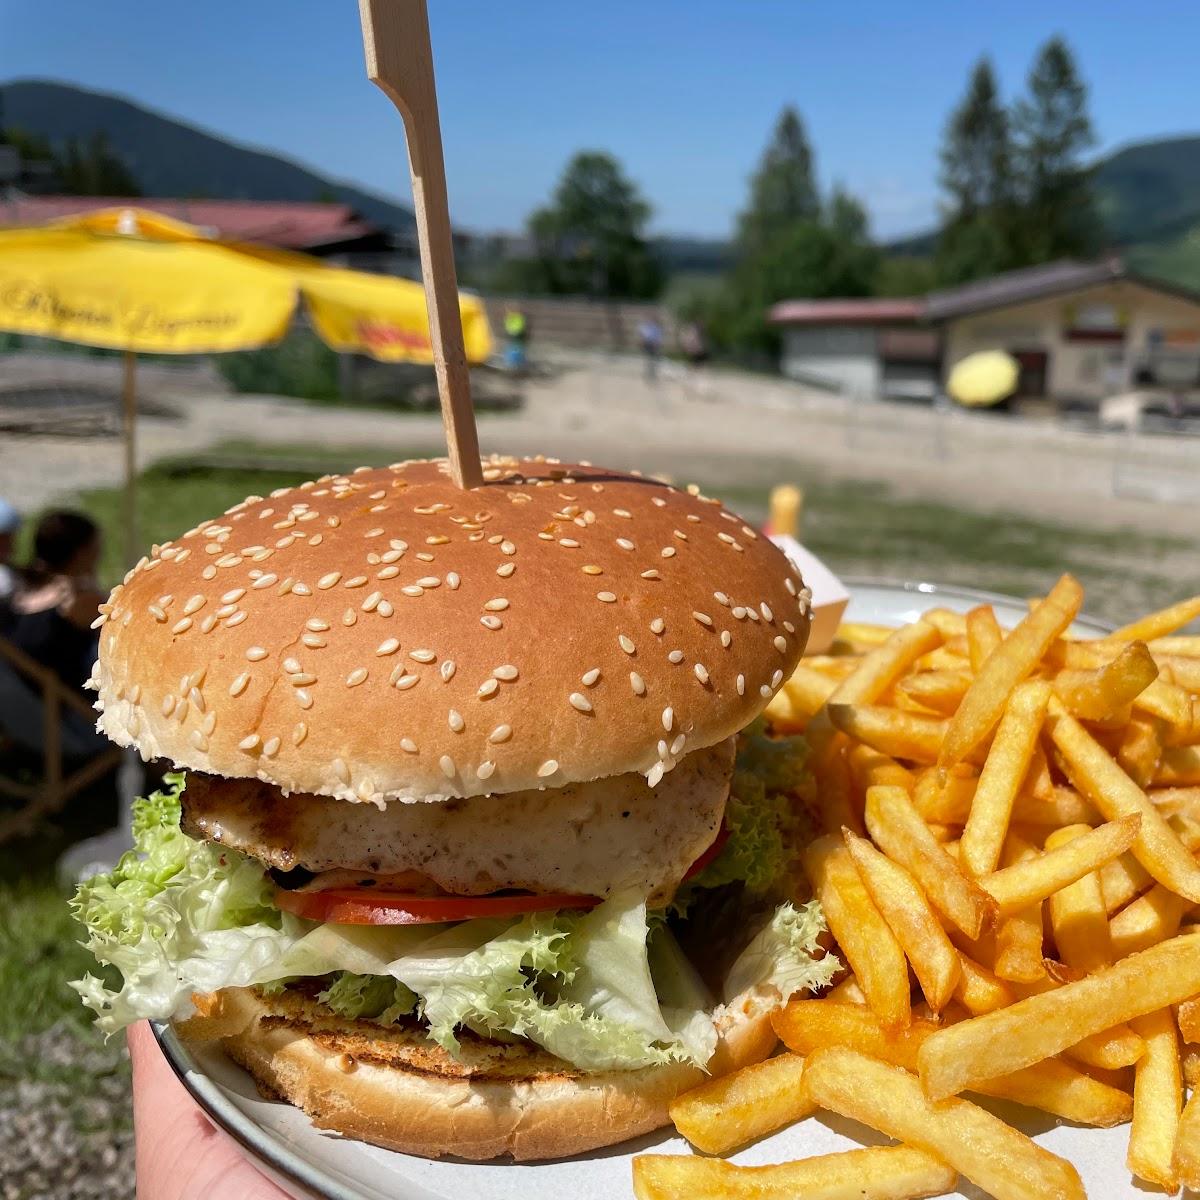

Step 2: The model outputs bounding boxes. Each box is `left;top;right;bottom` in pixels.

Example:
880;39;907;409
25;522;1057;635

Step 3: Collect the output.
121;351;138;568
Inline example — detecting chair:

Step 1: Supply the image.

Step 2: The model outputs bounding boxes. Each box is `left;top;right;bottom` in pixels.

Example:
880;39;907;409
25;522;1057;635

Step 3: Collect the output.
0;633;123;843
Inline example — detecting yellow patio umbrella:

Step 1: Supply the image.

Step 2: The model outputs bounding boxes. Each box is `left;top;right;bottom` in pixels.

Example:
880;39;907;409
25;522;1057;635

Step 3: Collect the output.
947;349;1020;408
0;207;492;563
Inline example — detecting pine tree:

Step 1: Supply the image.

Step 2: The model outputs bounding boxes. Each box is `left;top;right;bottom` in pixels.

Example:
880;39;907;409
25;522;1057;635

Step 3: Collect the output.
737;106;819;252
1012;36;1101;261
936;58;1019;283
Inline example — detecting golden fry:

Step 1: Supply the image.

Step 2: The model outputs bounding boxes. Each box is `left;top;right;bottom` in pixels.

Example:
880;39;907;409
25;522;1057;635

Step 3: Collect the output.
1118;717;1164;790
980;814;1141;918
1177;996;1200;1045
1053;641;1159;721
864;785;997;939
1109;885;1188;958
1113;594;1200;642
668;1054;812;1155
1157;746;1200;787
835;621;895;647
814;746;864;837
1099;851;1155;915
803;1048;1085;1200
846;744;915;792
844;830;961;1011
1045;824;1113;974
782;663;839;720
992;835;1047;983
961;680;1052;877
940;573;1083;770
802;836;910;1029
1174;1087;1200;1192
827;704;949;765
1127;1007;1182;1192
632;1146;958;1200
966;604;1003;673
917;933;1200;1101
894;669;972;716
955;952;1014;1014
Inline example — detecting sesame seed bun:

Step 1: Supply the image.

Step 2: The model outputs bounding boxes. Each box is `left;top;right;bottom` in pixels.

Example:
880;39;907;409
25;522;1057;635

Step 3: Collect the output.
93;457;811;803
177;981;782;1161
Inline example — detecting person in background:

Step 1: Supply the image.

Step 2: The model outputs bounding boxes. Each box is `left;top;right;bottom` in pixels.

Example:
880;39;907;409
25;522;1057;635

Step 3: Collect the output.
503;306;529;374
679;320;708;369
0;499;21;625
8;510;105;697
638;316;663;382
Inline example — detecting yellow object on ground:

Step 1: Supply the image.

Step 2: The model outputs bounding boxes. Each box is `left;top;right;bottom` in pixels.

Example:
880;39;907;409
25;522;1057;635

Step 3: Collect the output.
947;349;1020;407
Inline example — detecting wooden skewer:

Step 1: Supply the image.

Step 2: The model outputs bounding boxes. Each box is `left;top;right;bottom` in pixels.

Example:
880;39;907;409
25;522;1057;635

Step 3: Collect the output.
359;0;483;490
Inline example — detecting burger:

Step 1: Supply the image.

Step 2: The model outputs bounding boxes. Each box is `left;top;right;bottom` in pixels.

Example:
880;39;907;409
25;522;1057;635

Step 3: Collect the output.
72;456;835;1161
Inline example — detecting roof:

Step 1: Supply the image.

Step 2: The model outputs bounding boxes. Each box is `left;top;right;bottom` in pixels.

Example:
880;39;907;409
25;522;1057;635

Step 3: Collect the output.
0;195;382;251
924;258;1133;320
768;298;924;325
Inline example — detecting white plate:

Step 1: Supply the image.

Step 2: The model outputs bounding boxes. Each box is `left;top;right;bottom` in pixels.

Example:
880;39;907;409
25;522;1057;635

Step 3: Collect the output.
154;580;1120;1200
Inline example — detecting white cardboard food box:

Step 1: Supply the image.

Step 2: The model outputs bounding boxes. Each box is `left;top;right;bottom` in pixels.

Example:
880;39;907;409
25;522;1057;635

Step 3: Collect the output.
769;535;849;655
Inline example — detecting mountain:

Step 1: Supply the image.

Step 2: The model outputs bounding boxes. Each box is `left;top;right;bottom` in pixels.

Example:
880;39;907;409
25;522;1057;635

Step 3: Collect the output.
0;79;415;233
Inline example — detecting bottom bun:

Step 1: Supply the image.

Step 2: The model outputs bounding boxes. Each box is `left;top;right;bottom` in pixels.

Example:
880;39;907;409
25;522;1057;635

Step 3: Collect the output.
177;984;781;1161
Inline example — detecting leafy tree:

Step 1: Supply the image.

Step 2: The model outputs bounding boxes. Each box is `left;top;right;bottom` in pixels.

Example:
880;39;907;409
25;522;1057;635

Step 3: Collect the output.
1012;36;1102;260
524;151;661;298
935;58;1020;282
737;106;819;251
875;255;937;297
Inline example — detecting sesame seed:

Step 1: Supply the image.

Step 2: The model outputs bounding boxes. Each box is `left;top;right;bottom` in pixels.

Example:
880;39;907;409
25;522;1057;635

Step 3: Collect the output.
225;611;247;627
784;620;796;634
318;572;342;590
417;576;441;588
559;538;580;548
440;660;456;682
671;734;686;756
229;673;250;697
720;630;732;648
582;668;601;686
662;707;674;732
161;695;176;717
693;611;713;627
484;598;509;611
760;603;775;622
252;573;278;590
171;617;193;635
481;615;503;630
343;608;357;626
183;595;206;615
613;508;632;519
641;569;661;580
628;671;645;695
618;635;636;655
661;547;676;559
760;684;772;698
500;541;516;555
718;532;737;545
737;674;746;696
246;646;268;661
283;657;302;674
569;692;593;713
409;649;436;663
202;712;217;736
289;672;316;686
292;722;308;746
295;689;313;709
238;734;260;752
222;588;246;603
395;674;419;690
478;678;500;697
376;638;400;656
583;564;603;575
616;538;635;551
493;664;519;681
377;566;401;580
597;591;617;603
400;738;418;753
344;576;368;588
785;577;798;596
440;755;456;779
732;606;747;620
652;497;667;508
190;730;209;752
537;759;559;778
668;649;684;664
650;618;665;634
673;529;688;541
771;669;784;688
292;582;312;596
202;566;216;580
446;571;461;590
215;604;237;619
477;761;496;781
647;762;665;787
401;585;424;597
714;591;730;607
175;700;189;723
694;664;710;685
774;635;788;653
302;634;326;649
448;709;465;732
188;688;205;714
333;758;351;785
489;724;512;743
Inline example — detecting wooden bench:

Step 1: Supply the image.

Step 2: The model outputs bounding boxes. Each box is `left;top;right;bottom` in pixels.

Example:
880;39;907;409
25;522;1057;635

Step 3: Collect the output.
0;634;123;843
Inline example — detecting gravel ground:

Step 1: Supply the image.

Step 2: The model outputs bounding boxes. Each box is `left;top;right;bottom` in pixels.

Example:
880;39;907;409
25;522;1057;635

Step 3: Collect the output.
0;1025;132;1200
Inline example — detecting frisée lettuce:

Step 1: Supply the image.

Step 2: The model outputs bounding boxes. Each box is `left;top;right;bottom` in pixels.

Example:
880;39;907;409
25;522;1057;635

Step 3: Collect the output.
71;764;833;1072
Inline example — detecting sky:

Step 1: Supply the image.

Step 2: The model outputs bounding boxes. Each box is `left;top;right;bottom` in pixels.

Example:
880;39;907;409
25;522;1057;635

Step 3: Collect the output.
2;0;1198;242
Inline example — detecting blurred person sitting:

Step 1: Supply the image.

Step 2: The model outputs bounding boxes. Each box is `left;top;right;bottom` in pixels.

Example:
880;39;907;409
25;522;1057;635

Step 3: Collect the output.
0;499;21;629
7;510;105;700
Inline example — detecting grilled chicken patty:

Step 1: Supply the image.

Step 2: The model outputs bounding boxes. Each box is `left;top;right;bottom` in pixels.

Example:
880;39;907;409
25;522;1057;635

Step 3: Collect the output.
182;738;734;905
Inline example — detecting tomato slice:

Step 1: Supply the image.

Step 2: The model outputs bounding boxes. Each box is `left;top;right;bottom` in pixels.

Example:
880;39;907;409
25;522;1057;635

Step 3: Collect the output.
275;824;731;926
274;887;600;926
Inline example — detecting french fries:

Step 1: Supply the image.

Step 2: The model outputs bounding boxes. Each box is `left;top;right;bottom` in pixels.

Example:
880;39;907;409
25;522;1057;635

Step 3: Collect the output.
1126;1006;1183;1191
843;830;961;1011
650;584;1200;1200
917;933;1200;1101
802;836;910;1029
802;1047;1086;1200
960;680;1051;877
668;1054;812;1155
939;573;1083;769
632;1147;957;1200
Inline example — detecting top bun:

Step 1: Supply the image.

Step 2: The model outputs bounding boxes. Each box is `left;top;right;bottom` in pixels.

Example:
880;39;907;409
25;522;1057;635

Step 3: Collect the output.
94;457;811;803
